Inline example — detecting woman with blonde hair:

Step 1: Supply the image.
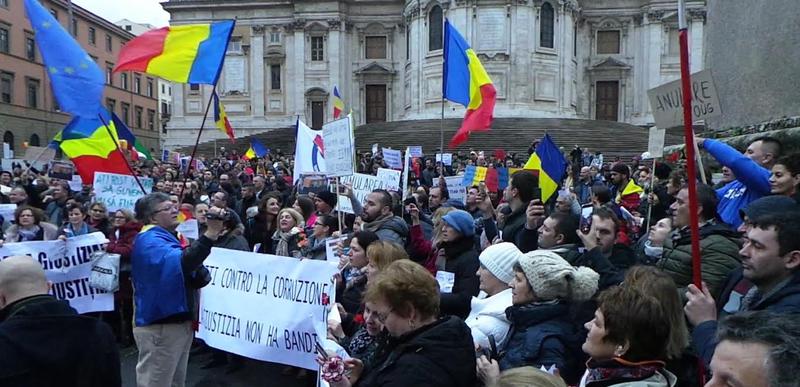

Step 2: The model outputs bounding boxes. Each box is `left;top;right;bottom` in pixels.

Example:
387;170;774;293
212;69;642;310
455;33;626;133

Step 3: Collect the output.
364;240;409;283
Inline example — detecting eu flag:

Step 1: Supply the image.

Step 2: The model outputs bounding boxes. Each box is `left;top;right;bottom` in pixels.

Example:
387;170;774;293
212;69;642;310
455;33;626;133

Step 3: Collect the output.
25;0;104;118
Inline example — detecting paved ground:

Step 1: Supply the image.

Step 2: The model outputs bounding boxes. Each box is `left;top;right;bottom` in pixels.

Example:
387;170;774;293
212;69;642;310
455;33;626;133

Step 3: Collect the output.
121;345;316;387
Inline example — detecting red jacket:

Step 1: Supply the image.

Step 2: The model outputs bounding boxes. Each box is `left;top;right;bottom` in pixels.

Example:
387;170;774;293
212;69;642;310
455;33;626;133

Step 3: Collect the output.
409;224;440;274
106;221;143;265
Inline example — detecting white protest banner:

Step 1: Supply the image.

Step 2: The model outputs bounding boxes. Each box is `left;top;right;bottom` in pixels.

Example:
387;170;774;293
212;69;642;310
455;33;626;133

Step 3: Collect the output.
647;69;722;129
433;175;466;204
408;146;423;158
436;153;453;166
68;174;83;192
325;236;348;266
323;117;355;178
0;232;112;314
197;248;338;370
381;148;403;170
0;203;15;223
376;168;402;192
401;147;411;200
93;172;153;213
647;127;667;158
336;173;395;214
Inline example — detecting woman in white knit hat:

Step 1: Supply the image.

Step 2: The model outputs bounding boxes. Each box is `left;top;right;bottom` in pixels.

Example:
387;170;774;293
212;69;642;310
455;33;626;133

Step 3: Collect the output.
465;243;523;350
477;250;599;386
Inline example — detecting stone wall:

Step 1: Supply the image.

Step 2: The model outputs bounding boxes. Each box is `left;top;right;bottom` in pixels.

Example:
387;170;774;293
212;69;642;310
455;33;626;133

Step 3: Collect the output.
705;0;800;130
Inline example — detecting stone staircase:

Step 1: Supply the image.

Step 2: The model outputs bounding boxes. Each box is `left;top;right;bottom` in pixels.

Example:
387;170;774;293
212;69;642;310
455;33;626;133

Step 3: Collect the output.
179;117;685;161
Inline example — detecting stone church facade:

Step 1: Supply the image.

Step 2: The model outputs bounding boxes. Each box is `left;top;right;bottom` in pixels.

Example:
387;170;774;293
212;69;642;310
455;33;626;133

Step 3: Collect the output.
162;0;706;150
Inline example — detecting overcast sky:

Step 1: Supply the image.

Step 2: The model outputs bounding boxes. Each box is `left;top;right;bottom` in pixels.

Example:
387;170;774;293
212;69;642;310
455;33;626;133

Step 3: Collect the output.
73;0;170;27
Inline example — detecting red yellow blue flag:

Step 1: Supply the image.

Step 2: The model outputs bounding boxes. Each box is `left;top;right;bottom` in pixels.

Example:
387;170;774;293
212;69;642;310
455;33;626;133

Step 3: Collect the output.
442;19;496;148
333;86;345;119
212;90;235;142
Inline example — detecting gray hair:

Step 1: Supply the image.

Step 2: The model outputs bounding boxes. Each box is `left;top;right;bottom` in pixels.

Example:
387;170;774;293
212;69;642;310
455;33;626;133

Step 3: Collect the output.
716;311;800;387
135;192;171;224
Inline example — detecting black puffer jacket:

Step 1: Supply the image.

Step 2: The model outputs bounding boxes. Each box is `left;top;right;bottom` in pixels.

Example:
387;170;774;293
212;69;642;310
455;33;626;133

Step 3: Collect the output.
356;316;477;387
438;237;480;319
0;295;121;386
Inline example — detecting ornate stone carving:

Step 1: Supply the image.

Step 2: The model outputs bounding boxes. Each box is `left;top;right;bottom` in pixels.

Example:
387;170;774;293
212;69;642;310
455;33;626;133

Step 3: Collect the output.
327;18;342;30
251;25;265;34
633;14;643;26
647;10;664;21
283;19;306;32
688;9;707;22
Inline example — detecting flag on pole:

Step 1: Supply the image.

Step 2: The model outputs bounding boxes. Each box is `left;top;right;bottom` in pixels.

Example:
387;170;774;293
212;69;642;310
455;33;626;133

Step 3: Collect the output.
24;0;104;118
212;91;235;142
113;113;152;160
442;19;496;148
114;20;235;84
523;134;568;203
51;108;131;183
242;138;269;160
332;86;345;119
292;118;326;183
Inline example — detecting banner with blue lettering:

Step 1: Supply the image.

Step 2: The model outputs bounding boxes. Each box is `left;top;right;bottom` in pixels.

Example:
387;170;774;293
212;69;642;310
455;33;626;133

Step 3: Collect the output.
0;232;112;314
197;248;339;370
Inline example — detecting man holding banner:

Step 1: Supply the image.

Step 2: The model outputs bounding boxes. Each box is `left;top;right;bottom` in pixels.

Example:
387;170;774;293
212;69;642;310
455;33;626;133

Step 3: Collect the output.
130;192;226;387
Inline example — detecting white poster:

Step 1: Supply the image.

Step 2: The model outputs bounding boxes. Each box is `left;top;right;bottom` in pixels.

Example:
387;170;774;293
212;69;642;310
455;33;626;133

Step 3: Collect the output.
381;148;403;170
647;69;722;129
408;146;423;158
322;117;355;178
197;248;338;371
376;168;402;192
433;175;466;204
325;236;348;266
647;126;666;158
176;219;199;240
93;172;153;213
68;174;84;192
401;147;411;200
0;232;112;314
336;173;397;214
436;153;453;166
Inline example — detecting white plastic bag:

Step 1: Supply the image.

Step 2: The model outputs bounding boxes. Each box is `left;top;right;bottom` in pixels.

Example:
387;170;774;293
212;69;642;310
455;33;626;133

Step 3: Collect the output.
89;251;120;292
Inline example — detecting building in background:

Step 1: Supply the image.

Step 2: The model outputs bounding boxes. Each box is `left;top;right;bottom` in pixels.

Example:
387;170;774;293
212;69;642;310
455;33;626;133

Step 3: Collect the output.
0;0;160;159
161;0;706;150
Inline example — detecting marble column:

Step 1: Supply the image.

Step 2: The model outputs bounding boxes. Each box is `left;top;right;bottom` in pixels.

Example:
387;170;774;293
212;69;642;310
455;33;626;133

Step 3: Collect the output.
250;25;266;118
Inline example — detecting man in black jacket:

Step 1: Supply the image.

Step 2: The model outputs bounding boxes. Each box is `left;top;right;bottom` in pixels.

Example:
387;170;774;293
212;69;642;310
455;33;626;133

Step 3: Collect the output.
0;255;120;386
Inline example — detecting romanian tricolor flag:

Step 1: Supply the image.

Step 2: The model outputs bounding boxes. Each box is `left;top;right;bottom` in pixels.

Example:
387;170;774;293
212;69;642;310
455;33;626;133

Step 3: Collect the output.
524;134;568;203
243;138;269;160
442;19;496;148
113;113;152;160
462;166;524;192
52;108;131;183
114;20;235;84
212;91;235;142
332;86;345;119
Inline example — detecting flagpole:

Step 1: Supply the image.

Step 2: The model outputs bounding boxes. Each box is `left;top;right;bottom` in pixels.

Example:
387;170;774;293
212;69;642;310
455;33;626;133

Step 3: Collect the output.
179;85;217;199
439;97;445;161
97;113;147;194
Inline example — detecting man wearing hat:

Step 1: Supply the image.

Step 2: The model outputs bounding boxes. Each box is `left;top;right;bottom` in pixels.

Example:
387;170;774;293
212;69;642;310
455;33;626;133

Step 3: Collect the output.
314;191;338;217
437;210;480;319
465;243;521;349
609;163;643;214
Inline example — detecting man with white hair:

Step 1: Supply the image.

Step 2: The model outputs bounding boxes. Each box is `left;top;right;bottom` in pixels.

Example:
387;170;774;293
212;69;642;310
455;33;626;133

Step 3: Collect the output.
0;256;120;386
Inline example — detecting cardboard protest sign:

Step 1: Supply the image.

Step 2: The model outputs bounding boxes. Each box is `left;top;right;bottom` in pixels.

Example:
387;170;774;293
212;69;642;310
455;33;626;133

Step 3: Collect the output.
323;117;355;178
197;248;338;371
433;175;466;204
381;148;403;170
647;69;722;129
436;153;453;166
93;172;153;213
0;232;112;314
298;173;329;195
376;168;401;192
336;173;398;214
647;127;666;158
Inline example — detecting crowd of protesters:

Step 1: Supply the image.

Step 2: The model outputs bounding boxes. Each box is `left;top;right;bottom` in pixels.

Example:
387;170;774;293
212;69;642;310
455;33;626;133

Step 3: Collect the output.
0;135;799;387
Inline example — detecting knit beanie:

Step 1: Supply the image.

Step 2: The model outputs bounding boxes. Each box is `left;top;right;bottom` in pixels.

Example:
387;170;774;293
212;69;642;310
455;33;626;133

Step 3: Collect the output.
478;243;522;284
316;191;338;209
517;250;599;302
610;163;630;177
442;210;475;237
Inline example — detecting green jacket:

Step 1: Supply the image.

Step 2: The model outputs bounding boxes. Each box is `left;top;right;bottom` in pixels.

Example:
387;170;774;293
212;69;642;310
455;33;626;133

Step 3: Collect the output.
657;221;742;300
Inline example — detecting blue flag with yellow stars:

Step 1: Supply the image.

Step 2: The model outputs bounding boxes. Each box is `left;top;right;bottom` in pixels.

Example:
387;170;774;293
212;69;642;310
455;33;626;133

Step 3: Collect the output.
25;0;104;118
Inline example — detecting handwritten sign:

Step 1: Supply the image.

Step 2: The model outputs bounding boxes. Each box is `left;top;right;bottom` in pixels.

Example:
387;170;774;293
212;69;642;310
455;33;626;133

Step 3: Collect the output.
0;232;112;314
336;173;397;214
408;146;423;158
433;175;466;204
93;172;153;212
376;168;401;192
647;127;666;158
381;148;403;170
325;236;348;266
647;69;722;129
323;117;355;178
197;248;338;370
436;153;453;166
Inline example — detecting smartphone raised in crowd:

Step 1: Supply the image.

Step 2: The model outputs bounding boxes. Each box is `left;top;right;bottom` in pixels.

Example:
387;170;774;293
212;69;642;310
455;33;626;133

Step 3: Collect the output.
580;204;593;233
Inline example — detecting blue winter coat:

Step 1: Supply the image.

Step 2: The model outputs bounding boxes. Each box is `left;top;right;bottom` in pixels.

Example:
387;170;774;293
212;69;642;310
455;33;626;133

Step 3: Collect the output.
499;302;582;378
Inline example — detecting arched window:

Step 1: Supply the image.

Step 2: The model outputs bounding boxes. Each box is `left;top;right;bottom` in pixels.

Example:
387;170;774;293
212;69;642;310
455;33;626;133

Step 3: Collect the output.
29;133;40;147
3;131;13;150
540;2;555;49
428;5;443;51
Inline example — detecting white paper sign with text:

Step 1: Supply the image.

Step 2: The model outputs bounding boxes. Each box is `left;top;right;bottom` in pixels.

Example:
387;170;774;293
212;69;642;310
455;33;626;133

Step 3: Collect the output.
647;69;722;129
376;168;402;192
336;173;397;214
323;117;355;178
197;248;338;370
93;172;153;213
433;176;467;204
381;148;403;170
0;232;112;314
